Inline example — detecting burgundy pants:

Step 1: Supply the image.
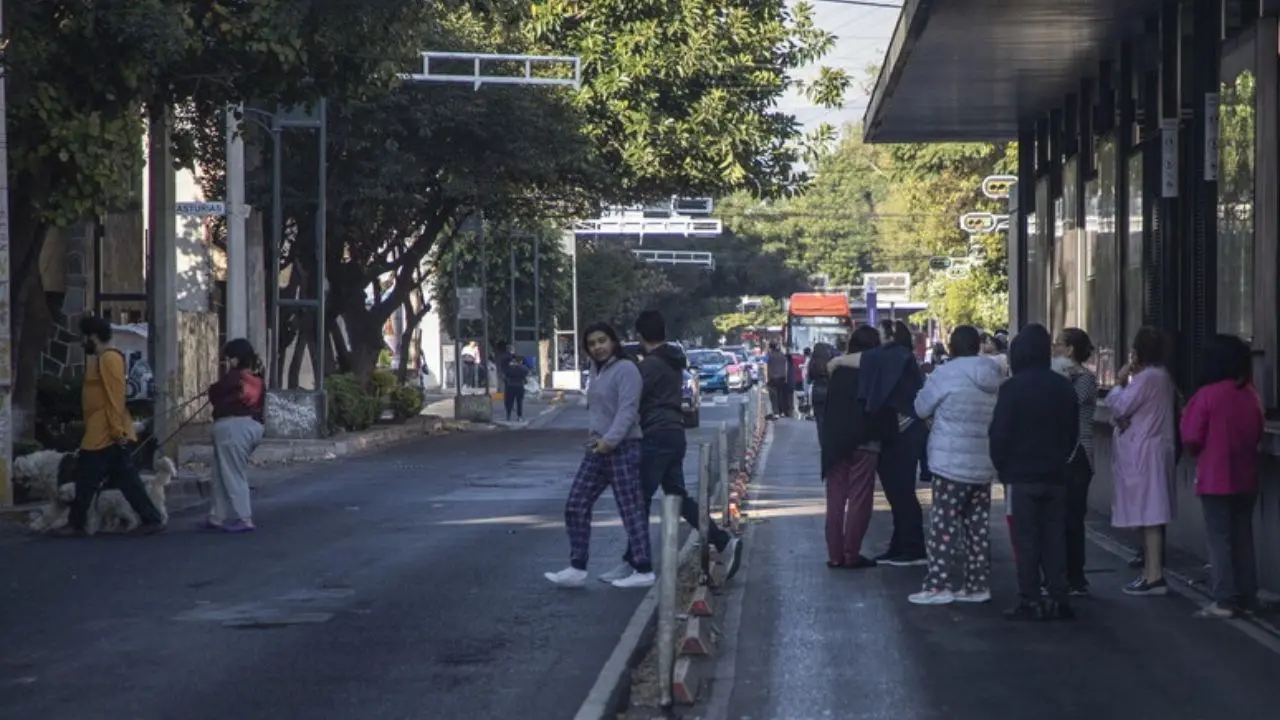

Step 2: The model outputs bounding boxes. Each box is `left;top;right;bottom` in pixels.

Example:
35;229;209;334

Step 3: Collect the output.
825;451;879;565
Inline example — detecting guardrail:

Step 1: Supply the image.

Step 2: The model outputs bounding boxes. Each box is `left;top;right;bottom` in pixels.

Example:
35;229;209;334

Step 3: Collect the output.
657;386;768;708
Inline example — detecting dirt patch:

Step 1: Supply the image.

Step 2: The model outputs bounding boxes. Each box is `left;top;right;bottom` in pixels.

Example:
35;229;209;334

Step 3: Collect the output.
624;555;705;714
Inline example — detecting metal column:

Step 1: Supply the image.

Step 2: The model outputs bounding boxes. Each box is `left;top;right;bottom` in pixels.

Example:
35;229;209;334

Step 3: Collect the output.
0;0;12;504
147;108;180;461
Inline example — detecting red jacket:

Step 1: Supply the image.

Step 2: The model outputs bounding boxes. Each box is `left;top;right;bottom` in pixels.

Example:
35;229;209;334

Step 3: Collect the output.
209;368;265;422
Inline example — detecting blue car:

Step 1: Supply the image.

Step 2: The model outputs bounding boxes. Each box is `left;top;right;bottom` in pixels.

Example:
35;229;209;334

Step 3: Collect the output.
624;342;701;427
688;349;731;394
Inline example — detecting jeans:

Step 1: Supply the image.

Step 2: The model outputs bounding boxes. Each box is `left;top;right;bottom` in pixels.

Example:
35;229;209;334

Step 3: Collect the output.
623;429;730;565
1011;481;1068;601
68;445;165;530
876;420;927;557
1200;493;1259;607
503;387;526;419
1064;454;1094;588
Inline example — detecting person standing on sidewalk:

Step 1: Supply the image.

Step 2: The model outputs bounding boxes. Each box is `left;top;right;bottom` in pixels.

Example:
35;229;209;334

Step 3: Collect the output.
821;324;890;569
53;316;166;537
1052;328;1099;596
599;311;743;585
989;323;1079;621
807;342;835;445
546;322;655;589
1180;334;1265;618
1108;327;1179;597
502;355;530;422
765;342;789;419
204;339;266;533
908;325;1002;606
855;320;928;567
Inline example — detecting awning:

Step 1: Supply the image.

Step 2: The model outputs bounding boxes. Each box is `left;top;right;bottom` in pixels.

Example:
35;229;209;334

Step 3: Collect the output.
862;0;1161;143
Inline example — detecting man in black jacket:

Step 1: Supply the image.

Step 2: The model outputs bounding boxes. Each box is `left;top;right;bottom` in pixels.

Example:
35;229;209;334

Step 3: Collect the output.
600;311;743;583
989;323;1080;620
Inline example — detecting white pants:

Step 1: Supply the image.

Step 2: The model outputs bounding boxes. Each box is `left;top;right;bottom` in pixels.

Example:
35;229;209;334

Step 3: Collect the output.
211;416;263;522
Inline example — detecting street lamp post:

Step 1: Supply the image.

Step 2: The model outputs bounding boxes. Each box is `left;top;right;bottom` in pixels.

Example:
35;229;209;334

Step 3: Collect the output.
0;0;14;504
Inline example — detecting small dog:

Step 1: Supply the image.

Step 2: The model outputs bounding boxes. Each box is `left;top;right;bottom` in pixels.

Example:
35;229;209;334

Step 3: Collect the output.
13;449;78;503
30;456;175;535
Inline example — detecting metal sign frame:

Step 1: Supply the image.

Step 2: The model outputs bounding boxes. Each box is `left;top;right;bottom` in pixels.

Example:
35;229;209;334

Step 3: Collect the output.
632;249;715;270
400;52;582;91
959;212;1010;234
981;175;1018;200
573;217;723;238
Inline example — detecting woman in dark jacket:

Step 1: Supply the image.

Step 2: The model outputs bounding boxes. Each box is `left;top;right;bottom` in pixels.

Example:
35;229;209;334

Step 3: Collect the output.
205;338;266;533
820;325;889;569
807;343;836;442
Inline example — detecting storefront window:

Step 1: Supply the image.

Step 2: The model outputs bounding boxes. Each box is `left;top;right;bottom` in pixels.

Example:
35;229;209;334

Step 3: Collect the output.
1032;178;1052;324
1217;48;1256;342
1125;151;1144;359
1060;158;1081;331
1091;136;1118;386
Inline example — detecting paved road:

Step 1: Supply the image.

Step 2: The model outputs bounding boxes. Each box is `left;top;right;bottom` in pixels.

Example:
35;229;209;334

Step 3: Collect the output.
0;402;743;720
710;419;1280;720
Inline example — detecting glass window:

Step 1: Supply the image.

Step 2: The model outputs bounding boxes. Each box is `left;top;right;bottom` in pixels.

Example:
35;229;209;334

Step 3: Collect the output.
1125;151;1145;361
1032;178;1052;324
1060;158;1082;331
1091;136;1119;386
1217;49;1256;342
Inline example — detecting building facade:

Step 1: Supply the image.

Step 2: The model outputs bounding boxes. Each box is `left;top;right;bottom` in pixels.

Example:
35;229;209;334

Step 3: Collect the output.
867;0;1280;589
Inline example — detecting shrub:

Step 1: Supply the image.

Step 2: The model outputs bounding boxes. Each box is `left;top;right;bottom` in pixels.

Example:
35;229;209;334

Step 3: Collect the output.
324;373;382;434
389;385;424;421
371;369;398;398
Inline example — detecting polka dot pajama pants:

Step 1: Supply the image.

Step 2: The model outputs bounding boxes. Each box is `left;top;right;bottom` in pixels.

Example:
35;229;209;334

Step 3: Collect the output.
922;476;992;593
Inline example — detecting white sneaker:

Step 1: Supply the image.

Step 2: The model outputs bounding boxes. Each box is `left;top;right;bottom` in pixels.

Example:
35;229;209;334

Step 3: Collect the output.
954;589;992;604
611;571;657;589
544;567;588;587
598;562;633;583
908;589;955;605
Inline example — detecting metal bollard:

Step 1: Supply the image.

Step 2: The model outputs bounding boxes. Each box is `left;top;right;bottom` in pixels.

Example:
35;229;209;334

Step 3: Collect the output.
698;441;712;577
737;402;748;459
658;493;681;709
716;422;730;515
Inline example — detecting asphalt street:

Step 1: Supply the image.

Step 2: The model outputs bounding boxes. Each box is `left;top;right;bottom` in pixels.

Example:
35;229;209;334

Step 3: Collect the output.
714;419;1280;720
0;397;746;720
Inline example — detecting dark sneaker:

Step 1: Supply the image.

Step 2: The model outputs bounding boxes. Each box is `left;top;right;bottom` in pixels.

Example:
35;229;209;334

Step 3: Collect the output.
873;550;897;563
1068;585;1091;598
1122;577;1169;596
1003;602;1046;621
846;555;878;569
881;553;928;568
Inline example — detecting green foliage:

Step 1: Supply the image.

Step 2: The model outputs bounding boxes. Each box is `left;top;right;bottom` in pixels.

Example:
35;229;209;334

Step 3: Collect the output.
526;0;848;199
370;369;399;398
324;373;382;433
574;242;679;337
713;297;786;336
389;385;425;421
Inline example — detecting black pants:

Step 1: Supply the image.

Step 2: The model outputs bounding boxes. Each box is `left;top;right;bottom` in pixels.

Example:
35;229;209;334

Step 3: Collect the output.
918;428;932;483
503;387;525;419
623;429;730;565
1201;493;1259;607
767;379;792;417
1011;482;1068;601
1064;454;1094;588
68;445;164;530
877;420;927;557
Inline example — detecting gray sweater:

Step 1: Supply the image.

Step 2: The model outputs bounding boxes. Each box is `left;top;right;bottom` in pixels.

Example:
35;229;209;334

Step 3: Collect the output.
588;356;644;448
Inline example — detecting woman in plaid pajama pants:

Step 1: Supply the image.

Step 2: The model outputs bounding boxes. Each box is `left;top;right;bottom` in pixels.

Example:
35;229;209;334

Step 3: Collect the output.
545;322;655;589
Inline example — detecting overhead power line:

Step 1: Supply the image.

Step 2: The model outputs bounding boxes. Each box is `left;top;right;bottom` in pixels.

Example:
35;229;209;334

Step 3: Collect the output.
814;0;904;8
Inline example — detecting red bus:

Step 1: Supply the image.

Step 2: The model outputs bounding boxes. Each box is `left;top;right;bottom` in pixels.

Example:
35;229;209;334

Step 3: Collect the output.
785;293;853;352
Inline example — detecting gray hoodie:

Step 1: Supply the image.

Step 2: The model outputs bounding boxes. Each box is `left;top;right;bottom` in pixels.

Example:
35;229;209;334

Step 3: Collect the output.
587;356;644;448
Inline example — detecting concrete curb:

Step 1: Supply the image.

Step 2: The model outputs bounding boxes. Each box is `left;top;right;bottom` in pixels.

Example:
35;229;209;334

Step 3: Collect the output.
573;532;700;720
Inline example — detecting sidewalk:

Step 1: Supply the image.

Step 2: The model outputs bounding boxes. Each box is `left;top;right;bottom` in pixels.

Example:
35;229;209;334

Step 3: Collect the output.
703;419;1280;719
0;423;708;720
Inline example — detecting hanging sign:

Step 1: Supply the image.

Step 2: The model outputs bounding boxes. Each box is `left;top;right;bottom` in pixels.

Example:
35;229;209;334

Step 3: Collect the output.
981;175;1018;200
959;212;1010;234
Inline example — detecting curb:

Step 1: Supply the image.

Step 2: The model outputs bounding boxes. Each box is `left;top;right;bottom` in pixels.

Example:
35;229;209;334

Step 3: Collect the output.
573;532;700;720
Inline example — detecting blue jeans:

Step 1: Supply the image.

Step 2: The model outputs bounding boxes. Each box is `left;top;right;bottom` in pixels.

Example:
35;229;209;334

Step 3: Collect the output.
623;429;730;565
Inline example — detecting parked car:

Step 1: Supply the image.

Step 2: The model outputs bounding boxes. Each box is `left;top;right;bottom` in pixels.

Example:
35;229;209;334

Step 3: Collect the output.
721;346;757;386
624;342;701;427
719;350;749;392
688;349;731;394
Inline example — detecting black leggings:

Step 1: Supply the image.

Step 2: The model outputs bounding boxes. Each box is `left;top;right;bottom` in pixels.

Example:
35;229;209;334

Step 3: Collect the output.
503;387;525;419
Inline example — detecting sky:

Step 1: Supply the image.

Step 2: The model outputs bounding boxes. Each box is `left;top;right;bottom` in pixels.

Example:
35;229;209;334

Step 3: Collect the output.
778;0;901;135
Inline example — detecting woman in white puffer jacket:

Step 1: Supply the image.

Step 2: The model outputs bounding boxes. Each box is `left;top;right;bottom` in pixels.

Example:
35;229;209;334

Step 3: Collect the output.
907;325;1005;606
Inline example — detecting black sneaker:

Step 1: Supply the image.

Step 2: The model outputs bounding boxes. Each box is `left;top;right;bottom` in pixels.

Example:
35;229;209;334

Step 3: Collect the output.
1122;577;1168;596
880;553;928;568
846;555;878;569
1043;599;1076;620
1003;602;1045;621
873;550;898;563
1068;585;1091;598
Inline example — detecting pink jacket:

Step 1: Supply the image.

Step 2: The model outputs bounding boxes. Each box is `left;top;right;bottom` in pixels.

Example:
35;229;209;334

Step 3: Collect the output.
1179;380;1265;495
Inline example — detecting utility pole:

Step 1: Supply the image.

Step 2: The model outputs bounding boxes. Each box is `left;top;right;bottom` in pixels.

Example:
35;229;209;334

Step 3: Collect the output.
226;105;248;340
147;108;179;461
0;0;14;505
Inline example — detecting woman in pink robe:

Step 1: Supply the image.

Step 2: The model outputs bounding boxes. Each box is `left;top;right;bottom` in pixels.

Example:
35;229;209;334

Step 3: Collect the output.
1107;327;1178;597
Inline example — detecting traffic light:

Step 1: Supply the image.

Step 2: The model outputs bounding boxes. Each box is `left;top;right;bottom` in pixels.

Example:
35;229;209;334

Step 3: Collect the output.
928;256;953;271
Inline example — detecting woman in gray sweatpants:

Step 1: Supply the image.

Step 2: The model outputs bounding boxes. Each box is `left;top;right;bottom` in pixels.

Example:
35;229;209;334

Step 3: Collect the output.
206;339;267;532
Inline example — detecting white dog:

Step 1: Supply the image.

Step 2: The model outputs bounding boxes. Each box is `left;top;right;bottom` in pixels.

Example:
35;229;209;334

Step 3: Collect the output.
13;449;77;503
30;456;175;535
